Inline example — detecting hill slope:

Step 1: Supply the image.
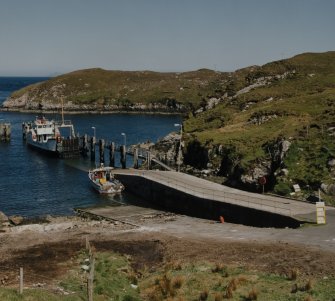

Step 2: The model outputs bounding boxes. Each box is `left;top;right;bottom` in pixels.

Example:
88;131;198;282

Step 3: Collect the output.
3;51;335;200
2;68;228;112
181;51;335;201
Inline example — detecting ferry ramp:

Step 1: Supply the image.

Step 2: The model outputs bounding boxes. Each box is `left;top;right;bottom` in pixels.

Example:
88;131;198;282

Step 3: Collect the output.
114;169;318;227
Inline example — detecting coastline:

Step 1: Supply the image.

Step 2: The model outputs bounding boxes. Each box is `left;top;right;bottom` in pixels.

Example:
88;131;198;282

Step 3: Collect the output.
0;107;183;115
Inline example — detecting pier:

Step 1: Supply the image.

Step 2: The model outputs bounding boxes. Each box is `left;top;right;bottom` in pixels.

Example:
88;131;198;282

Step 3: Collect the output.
112;169;318;228
80;136;173;171
79;135;319;228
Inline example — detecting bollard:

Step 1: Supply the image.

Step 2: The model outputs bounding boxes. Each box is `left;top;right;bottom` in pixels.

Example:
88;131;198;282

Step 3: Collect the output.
109;142;115;167
133;148;139;169
99;139;105;164
120;145;126;169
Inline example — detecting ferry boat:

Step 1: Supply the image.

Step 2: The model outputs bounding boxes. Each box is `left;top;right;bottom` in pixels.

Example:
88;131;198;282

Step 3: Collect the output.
88;165;125;194
22;116;80;158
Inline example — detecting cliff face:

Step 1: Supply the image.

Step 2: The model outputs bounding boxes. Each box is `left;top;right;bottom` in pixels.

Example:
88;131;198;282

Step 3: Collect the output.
180;52;335;202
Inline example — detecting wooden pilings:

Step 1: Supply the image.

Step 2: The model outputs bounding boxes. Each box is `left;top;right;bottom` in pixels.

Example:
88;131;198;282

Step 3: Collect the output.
99;139;105;164
82;135;150;169
133;148;139;169
146;151;151;170
120;145;126;169
109;142;115;167
90;136;96;162
0;122;11;141
81;134;89;156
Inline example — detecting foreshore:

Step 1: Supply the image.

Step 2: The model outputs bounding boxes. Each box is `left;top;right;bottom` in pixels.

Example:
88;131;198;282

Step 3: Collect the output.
1;210;335;285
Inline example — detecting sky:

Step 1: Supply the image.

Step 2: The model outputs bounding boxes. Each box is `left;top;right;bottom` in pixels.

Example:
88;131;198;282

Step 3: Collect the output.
0;0;334;76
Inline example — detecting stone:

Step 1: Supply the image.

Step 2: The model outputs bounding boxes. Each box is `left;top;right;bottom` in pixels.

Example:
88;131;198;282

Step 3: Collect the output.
8;215;24;226
0;211;8;224
321;183;335;196
328;159;335;167
81;265;90;271
280;168;289;176
279;140;291;160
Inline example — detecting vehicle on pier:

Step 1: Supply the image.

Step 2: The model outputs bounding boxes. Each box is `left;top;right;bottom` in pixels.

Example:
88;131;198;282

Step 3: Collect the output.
22;116;80;158
88;164;125;194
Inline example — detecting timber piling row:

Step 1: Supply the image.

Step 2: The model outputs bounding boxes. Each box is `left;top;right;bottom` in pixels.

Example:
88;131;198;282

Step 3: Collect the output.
80;135;157;170
0;121;11;141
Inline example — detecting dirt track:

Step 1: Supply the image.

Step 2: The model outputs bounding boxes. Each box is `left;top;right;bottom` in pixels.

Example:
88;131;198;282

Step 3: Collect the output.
1;213;335;288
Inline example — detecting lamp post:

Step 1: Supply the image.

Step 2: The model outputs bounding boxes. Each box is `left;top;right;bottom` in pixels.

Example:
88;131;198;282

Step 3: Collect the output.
174;123;183;172
121;132;126;147
91;126;96;140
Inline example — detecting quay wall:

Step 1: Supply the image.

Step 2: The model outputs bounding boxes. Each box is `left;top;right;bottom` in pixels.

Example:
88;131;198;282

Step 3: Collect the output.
116;174;301;228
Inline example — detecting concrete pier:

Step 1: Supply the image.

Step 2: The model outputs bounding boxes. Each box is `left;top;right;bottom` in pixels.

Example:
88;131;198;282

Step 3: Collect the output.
114;169;318;228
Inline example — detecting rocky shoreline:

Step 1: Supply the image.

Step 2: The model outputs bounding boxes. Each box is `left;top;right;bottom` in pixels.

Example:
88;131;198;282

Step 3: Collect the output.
0;107;182;115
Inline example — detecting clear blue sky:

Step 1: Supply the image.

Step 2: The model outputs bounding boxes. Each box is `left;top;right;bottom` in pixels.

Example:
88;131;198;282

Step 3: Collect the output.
1;0;334;76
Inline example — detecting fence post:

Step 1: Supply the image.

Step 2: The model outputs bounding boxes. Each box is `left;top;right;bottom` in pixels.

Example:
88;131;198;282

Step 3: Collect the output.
87;258;95;301
19;267;23;294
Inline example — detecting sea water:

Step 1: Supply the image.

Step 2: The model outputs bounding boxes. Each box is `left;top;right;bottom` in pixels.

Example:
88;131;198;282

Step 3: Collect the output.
0;77;181;217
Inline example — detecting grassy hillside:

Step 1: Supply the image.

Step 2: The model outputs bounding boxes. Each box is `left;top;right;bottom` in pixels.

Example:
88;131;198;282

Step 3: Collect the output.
183;51;335;200
8;68;229;111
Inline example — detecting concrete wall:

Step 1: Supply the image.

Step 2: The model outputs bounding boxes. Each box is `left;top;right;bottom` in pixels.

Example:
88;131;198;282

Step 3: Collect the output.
116;174;301;228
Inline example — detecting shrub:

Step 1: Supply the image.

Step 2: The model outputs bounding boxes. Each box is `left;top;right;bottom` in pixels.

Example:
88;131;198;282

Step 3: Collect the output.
247;287;258;300
212;263;228;276
305;279;313;291
199;289;208;300
171;275;184;289
274;181;292;196
225;286;233;299
288;268;299;280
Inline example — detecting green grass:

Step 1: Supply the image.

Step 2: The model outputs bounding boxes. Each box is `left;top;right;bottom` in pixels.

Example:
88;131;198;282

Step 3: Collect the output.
1;253;335;300
0;250;141;301
182;52;335;194
140;261;335;301
8;68;229;110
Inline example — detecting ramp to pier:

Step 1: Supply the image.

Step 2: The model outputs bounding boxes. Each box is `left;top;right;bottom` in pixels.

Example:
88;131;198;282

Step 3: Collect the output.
114;169;317;227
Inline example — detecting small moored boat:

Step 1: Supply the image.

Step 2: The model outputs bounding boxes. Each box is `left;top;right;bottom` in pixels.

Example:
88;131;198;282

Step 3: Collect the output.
88;165;125;194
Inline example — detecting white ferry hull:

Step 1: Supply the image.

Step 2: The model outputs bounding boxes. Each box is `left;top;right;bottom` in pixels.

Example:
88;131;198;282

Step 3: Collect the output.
26;134;58;154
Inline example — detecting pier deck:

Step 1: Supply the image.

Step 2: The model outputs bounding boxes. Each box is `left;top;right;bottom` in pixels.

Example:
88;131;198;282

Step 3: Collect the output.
76;205;171;226
114;169;318;222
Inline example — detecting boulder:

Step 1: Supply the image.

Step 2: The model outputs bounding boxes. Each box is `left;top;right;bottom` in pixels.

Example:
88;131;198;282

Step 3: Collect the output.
280;168;289;176
321;183;335;196
0;211;8;224
279;140;291;160
8;215;24;226
327;159;335;167
240;164;270;187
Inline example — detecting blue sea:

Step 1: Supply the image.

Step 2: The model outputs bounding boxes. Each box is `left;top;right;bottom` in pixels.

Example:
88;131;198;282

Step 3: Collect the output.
0;77;181;217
